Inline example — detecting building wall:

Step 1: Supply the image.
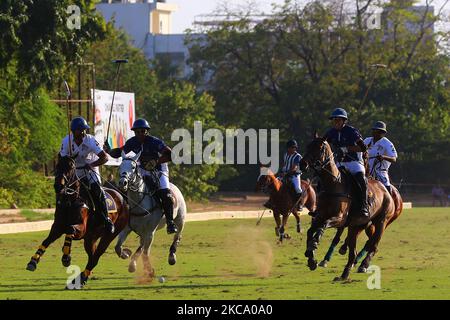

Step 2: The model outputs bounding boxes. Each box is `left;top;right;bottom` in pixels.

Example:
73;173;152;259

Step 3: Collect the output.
97;3;152;49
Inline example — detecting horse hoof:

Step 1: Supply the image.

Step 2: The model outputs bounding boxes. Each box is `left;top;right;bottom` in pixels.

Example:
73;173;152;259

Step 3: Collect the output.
168;253;177;265
319;260;328;268
121;248;132;260
26;261;37;272
128;261;137;273
61;255;71;267
357;266;367;273
308;258;318;271
283;234;291;239
333;276;343;282
338;247;347;255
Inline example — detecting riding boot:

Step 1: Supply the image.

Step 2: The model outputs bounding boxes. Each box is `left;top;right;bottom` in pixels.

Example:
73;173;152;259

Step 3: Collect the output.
354;172;370;221
156;189;178;234
91;183;115;234
294;192;303;211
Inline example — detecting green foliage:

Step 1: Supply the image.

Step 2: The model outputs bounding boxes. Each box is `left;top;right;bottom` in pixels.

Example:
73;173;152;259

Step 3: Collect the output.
84;28;223;200
0;1;106;208
0;0;106;91
187;0;450;185
143;81;222;200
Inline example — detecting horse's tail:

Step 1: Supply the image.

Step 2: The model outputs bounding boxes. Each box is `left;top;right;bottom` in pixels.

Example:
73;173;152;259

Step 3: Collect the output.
301;179;317;212
386;185;403;227
169;183;187;233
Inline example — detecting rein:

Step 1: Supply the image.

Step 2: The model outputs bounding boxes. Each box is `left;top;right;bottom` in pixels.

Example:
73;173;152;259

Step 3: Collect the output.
310;143;341;183
118;159;159;216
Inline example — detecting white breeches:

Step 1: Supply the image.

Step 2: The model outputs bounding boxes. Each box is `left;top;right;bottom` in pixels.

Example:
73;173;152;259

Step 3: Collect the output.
139;163;170;190
337;160;365;175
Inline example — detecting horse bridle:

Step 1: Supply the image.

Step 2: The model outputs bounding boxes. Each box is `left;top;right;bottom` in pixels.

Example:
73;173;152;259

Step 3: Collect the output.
120;158;144;192
303;141;341;183
58;159;80;197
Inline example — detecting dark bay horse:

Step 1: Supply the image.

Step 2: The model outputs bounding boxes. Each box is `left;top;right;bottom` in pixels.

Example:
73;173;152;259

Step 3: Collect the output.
255;168;316;242
300;137;396;280
318;183;403;271
26;155;128;289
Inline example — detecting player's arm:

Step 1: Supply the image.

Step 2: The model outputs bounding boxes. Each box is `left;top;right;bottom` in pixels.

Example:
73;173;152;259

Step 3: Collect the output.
376;155;396;163
90;151;109;167
377;142;397;163
104;141;126;158
157;146;172;165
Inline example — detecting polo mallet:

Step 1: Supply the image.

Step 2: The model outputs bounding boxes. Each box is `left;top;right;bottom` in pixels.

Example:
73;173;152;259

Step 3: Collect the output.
106;59;128;145
358;64;388;110
256;209;267;226
64;80;72;157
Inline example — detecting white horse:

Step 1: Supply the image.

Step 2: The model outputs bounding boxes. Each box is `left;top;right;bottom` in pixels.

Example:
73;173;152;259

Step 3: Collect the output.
114;151;186;279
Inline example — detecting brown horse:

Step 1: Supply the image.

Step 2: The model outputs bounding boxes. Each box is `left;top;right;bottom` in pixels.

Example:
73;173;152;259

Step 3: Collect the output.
300;136;396;280
318;183;403;271
26;155;129;289
255;168;316;242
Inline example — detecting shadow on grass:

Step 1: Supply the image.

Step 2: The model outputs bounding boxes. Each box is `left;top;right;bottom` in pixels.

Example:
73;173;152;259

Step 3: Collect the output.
0;282;252;293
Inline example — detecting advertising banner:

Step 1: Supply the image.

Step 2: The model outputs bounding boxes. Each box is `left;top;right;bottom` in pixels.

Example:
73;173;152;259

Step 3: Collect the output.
92;89;135;166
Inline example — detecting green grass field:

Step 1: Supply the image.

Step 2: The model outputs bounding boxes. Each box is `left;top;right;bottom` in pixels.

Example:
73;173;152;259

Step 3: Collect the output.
0;208;449;300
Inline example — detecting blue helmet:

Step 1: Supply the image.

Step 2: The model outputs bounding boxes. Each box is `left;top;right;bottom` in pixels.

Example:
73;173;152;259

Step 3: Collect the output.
286;139;298;148
131;118;150;130
329;108;348;120
70;117;90;132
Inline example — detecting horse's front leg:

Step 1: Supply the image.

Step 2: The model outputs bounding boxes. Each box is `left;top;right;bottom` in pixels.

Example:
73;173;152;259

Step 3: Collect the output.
141;236;155;280
335;226;363;281
26;223;63;271
304;218;327;271
292;210;302;233
319;227;345;267
128;245;143;273
280;213;291;241
61;234;74;267
273;212;281;237
115;224;132;259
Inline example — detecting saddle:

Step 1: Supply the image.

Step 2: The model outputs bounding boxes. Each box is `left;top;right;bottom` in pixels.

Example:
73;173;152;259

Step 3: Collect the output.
142;175;178;211
104;190;118;214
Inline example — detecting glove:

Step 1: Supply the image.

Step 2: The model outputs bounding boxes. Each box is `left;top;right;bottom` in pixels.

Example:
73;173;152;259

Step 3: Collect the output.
103;140;111;153
144;159;158;171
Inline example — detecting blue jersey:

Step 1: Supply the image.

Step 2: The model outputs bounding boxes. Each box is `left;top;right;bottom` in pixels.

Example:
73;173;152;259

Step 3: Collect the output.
123;135;167;170
324;125;363;162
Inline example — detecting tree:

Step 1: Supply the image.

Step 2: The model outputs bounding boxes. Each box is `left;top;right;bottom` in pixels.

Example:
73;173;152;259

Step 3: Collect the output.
83;28;223;200
187;0;450;186
0;1;106;208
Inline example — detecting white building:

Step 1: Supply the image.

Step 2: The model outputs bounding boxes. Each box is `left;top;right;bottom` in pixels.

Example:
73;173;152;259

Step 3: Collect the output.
96;0;193;78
